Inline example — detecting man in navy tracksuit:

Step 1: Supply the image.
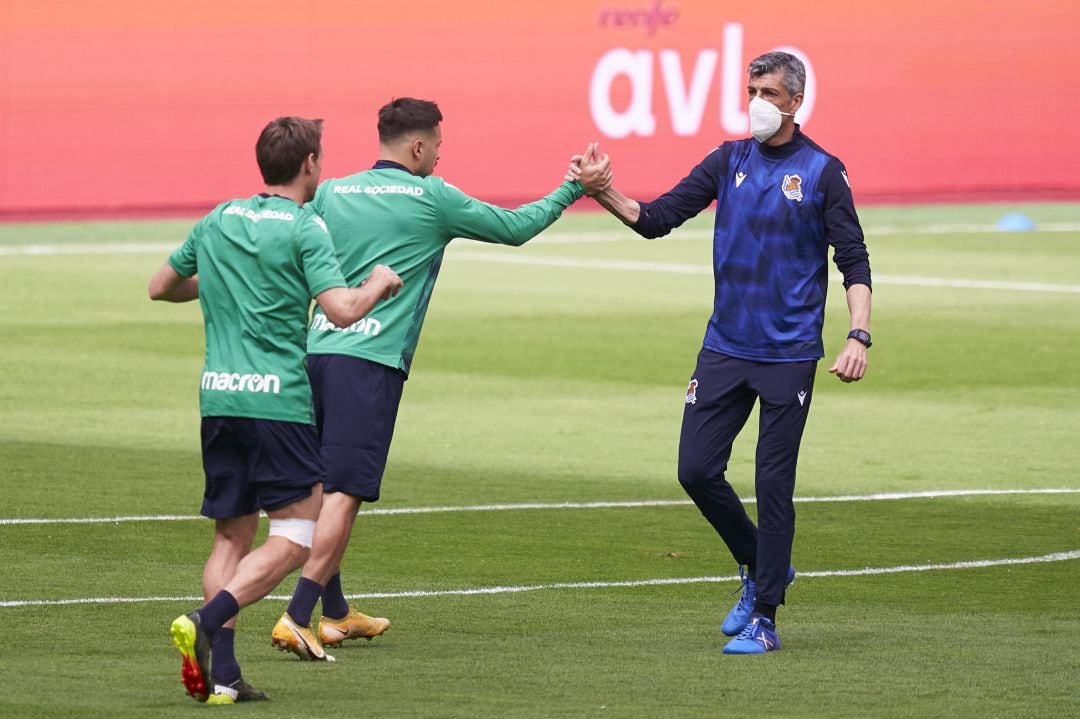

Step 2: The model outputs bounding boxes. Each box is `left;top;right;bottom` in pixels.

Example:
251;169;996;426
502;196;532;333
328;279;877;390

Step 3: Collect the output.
579;51;872;654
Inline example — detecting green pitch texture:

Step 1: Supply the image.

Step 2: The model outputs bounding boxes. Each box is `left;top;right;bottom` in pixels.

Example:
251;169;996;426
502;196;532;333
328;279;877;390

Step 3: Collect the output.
0;204;1078;717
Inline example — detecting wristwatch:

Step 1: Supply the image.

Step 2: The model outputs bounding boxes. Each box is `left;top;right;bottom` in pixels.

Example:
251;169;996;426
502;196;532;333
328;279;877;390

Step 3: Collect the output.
847;329;872;348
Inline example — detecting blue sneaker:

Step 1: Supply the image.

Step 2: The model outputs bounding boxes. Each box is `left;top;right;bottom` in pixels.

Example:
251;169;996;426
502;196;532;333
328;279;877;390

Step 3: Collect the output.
723;614;780;654
720;564;796;636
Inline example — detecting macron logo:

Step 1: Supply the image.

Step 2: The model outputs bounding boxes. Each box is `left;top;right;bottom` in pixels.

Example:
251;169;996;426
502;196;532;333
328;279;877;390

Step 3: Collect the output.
735;172;747;188
201;371;281;394
310;313;382;336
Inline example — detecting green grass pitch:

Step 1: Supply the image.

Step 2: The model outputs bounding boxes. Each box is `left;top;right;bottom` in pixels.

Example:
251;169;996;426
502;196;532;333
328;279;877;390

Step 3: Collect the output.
0;203;1078;717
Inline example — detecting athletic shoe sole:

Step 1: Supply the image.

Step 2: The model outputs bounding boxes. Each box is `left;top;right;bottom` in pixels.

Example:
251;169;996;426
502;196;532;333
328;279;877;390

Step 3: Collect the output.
170;614;210;702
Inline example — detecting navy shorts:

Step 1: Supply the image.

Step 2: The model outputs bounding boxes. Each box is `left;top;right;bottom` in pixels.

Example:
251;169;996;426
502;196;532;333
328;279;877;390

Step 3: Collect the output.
199;417;323;519
307;354;405;502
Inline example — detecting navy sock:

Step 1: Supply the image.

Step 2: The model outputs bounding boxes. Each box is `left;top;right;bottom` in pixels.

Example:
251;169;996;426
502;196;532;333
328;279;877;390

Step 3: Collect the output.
198;590;240;636
286;577;324;627
322;573;350;620
752;602;777;623
210;627;242;686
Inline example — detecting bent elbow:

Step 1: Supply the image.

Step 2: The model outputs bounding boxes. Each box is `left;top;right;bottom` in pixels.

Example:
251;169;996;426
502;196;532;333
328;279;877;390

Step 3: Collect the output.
321;306;349;329
631;217;668;239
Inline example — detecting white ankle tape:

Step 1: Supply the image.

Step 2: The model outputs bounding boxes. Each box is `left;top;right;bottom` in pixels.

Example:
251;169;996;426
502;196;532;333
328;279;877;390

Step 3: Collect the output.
268;518;316;548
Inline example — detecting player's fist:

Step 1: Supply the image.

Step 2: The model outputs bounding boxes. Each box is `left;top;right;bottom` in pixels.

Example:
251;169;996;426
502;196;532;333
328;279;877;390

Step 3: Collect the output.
369;264;403;299
828;339;867;383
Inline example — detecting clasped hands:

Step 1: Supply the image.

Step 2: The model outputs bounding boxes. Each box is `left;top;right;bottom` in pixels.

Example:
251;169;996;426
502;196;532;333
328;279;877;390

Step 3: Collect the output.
565;142;612;196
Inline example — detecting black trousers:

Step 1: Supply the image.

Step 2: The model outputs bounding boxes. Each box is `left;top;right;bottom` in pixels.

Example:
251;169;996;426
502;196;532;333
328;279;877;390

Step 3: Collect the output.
678;349;817;606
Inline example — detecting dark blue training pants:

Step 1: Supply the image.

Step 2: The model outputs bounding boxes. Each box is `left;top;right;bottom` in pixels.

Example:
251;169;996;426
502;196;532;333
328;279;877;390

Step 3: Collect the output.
678;348;817;606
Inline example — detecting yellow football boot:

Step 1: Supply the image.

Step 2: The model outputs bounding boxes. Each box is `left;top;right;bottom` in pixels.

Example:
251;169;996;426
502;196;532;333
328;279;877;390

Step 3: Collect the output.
271;612;336;662
318;605;391;647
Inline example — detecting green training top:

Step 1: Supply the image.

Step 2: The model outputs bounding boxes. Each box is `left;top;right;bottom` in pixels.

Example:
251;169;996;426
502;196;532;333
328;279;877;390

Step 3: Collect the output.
307;164;583;374
168;194;346;423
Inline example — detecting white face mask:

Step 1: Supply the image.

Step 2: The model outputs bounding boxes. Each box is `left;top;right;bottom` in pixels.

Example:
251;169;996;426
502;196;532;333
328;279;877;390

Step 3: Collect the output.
748;96;796;143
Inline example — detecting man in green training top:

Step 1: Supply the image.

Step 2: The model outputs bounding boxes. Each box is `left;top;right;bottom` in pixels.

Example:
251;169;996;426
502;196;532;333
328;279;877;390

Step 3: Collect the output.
149;116;402;702
270;98;612;660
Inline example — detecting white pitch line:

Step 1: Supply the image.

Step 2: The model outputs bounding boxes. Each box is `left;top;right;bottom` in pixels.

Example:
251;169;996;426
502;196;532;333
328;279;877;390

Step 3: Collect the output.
865;221;1080;236
1;488;1076;527
870;274;1080;294
453;251;710;275
344;550;1080;599
4;239;1077;293
0;242;175;256
0;514;209;526
1;549;1076;608
3;220;1077;257
533;222;1080;244
449;251;1080;294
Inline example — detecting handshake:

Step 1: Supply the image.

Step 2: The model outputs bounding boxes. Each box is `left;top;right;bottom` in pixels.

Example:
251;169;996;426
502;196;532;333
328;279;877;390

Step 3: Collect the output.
565;142;613;197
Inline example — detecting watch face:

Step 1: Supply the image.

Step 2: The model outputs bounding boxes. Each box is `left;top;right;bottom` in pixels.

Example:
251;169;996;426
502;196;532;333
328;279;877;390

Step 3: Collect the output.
849;330;871;347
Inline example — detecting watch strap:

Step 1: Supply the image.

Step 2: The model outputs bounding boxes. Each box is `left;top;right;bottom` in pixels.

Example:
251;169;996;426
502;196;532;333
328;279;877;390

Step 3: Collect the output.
847;329;872;348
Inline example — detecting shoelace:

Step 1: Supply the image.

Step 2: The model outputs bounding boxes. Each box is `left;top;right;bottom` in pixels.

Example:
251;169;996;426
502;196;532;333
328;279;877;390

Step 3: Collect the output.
728;568;755;609
734;618;760;641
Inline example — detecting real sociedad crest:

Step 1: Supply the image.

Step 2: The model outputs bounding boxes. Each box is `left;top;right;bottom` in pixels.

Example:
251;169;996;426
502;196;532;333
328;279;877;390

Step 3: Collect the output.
782;174;803;202
685;378;698;405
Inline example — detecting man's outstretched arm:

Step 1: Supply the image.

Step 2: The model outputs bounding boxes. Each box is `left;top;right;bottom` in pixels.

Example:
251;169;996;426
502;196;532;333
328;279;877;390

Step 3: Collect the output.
439;145;610;247
570;144;725;238
592;186;642;226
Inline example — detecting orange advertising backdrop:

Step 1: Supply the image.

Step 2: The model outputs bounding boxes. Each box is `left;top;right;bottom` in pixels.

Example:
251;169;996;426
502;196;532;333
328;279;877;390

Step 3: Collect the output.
2;0;1078;218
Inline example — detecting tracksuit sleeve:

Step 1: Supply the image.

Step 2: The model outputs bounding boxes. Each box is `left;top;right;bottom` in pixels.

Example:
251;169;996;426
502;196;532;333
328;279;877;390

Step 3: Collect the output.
632;146;727;239
437;179;584;246
821;159;872;290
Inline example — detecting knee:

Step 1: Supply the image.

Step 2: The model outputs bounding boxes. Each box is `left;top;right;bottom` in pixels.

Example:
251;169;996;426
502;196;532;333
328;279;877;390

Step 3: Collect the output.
270;535;312;574
289;544;312;568
677;456;713;495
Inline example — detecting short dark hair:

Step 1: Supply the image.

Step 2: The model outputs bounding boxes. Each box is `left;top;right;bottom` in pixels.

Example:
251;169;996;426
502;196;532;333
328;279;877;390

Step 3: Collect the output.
255;116;323;185
748;51;806;96
377;98;443;143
